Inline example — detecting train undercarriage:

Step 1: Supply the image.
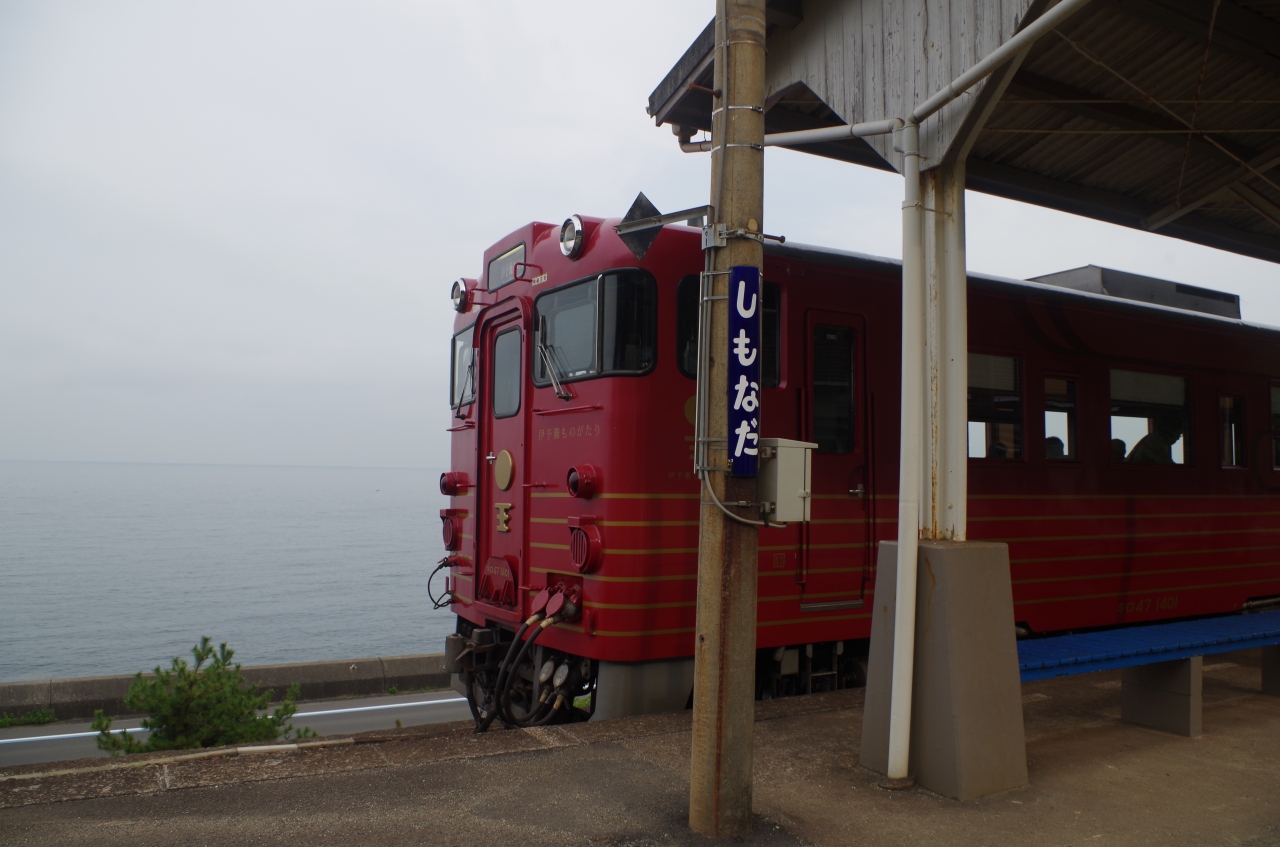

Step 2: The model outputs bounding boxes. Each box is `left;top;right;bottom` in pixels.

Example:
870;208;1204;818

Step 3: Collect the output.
445;591;869;731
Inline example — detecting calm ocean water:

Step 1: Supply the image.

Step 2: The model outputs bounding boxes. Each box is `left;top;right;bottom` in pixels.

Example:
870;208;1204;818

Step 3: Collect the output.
0;461;456;682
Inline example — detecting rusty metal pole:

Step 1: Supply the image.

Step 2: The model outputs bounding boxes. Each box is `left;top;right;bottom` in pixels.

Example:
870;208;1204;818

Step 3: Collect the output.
689;0;766;838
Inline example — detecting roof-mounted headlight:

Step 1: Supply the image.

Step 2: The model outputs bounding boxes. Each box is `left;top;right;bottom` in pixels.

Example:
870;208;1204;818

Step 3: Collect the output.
450;279;469;312
560;215;585;259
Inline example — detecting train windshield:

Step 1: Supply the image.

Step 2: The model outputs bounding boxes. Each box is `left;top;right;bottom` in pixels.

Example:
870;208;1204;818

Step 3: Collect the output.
534;271;655;385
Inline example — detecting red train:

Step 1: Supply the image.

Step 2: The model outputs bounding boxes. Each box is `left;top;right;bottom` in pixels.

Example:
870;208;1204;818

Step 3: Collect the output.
438;211;1280;728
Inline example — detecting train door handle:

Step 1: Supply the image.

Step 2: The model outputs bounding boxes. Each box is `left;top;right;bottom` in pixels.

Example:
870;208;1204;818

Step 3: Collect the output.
849;484;865;498
486;453;497;464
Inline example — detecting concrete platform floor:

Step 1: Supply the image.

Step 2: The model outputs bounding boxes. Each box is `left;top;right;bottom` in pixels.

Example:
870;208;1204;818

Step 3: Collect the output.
1;650;1278;846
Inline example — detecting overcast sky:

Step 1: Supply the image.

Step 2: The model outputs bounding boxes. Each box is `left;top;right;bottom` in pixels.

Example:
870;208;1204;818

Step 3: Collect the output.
2;1;1277;469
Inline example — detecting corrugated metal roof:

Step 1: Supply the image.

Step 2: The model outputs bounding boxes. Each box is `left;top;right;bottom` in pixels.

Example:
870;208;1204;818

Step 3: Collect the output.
649;0;1280;264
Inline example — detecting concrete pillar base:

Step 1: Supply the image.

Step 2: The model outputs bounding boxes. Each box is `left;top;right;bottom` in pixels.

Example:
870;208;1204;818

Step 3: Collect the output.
1263;646;1280;696
1121;657;1202;737
860;540;1027;800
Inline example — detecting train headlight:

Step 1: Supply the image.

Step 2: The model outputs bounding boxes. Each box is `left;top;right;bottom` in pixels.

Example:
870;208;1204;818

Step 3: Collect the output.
559;215;585;259
450;279;469;312
439;471;468;496
566;465;598;499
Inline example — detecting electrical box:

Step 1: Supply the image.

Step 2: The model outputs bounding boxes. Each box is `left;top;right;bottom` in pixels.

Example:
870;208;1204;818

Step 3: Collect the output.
757;438;818;523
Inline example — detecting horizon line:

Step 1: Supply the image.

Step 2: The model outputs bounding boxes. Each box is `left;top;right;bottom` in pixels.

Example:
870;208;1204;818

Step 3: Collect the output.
0;458;448;472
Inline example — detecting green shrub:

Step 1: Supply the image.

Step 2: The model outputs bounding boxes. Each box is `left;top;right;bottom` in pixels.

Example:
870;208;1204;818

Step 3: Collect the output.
92;637;313;755
0;707;56;729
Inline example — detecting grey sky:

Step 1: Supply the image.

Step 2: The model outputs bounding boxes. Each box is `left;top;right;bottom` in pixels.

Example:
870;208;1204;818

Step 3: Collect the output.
2;2;1277;469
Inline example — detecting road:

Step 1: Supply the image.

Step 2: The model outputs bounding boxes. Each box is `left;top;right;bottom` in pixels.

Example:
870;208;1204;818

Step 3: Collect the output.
0;689;471;768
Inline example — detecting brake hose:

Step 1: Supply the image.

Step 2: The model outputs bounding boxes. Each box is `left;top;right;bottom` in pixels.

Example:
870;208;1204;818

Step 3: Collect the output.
474;589;552;734
495;616;558;727
501;592;580;727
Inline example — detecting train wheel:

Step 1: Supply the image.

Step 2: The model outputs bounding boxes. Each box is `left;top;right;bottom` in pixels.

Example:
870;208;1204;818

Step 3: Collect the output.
502;652;544;725
464;668;500;725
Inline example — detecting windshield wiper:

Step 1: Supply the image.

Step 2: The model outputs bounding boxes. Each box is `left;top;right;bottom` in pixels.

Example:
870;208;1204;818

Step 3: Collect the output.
455;351;477;419
537;317;573;400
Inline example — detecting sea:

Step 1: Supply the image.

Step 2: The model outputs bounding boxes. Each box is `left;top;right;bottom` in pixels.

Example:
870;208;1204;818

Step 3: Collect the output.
0;461;456;683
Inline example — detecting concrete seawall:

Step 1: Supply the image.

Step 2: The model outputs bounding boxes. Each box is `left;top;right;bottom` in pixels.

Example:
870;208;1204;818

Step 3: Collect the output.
0;653;450;722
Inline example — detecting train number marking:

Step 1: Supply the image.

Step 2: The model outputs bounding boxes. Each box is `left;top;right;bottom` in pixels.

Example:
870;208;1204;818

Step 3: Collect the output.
1116;595;1177;614
538;425;601;441
495;503;512;532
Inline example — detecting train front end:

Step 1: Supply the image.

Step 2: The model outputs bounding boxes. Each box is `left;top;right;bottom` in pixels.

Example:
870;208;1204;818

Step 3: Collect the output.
438;215;705;728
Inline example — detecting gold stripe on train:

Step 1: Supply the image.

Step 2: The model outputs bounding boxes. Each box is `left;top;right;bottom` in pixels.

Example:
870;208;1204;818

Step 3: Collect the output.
529;518;699;528
529;567;697;583
759;612;872;627
586;600;698;610
530;492;701;500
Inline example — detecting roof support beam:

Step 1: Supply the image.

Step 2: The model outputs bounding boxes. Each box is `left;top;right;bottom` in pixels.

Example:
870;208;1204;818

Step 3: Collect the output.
1005;72;1257;163
952;47;1034;164
1143;148;1280;230
1116;0;1280;79
1231;183;1280;231
965;156;1280;263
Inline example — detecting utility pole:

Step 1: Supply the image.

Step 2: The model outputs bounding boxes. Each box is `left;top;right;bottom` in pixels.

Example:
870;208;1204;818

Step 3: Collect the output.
689;0;766;838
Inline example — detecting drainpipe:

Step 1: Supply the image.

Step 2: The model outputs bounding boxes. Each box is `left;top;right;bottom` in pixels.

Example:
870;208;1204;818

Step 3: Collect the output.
885;0;1096;782
679;118;903;153
887;119;924;782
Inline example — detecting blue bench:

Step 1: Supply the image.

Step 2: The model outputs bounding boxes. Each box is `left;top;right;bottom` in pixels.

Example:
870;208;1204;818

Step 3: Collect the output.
1017;608;1280;736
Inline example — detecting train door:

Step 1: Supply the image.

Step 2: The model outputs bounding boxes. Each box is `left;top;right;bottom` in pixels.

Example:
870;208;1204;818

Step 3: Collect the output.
475;307;526;621
800;311;872;610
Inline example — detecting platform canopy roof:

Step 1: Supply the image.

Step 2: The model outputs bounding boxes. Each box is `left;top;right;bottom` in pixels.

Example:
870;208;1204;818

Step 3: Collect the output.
648;0;1280;264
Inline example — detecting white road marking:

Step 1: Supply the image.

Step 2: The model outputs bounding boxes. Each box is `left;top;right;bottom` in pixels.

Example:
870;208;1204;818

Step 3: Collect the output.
0;697;469;746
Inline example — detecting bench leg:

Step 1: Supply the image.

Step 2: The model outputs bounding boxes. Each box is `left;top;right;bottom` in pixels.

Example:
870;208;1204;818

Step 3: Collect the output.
1264;646;1280;696
1121;656;1202;738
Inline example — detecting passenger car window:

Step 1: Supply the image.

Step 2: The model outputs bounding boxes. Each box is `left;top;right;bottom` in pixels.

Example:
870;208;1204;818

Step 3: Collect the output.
1044;377;1077;461
1220;396;1245;468
968;354;1022;460
1110;369;1188;465
492;329;521;418
1273;385;1280;468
